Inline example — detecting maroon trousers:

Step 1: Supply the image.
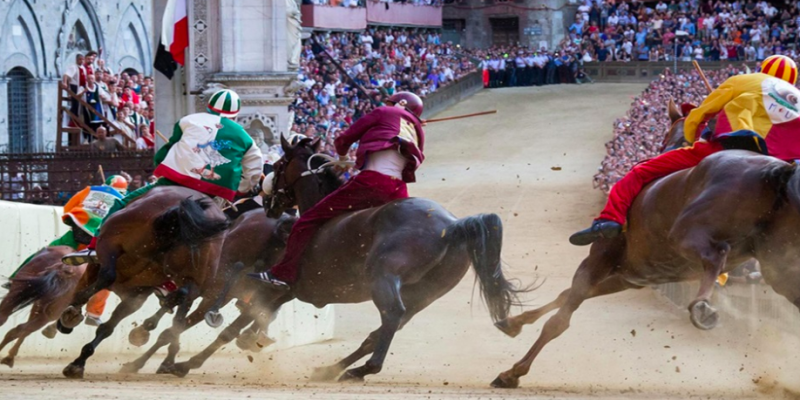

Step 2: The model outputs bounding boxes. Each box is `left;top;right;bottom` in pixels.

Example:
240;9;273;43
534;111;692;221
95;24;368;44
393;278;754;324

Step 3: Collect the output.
269;170;409;283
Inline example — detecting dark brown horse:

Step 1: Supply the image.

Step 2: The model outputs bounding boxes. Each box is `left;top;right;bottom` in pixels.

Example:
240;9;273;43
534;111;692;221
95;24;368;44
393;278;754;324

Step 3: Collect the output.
117;208;290;374
57;186;230;379
0;246;83;367
165;137;526;381
490;149;800;386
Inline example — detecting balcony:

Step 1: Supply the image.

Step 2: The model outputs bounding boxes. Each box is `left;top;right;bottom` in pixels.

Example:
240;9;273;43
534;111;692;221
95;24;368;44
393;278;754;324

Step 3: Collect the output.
366;1;443;27
301;4;368;31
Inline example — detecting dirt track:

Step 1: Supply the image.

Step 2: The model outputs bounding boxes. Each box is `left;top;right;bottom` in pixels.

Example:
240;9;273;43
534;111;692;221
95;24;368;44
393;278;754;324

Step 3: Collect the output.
3;84;800;399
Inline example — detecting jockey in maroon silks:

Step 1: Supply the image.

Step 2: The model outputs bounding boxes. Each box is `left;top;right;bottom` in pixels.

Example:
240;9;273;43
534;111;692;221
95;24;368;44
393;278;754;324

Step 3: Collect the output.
249;92;426;288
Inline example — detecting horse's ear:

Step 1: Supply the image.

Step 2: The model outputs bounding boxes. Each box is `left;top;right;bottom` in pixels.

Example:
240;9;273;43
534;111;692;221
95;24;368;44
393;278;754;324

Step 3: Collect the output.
668;99;682;122
310;137;322;151
280;135;293;155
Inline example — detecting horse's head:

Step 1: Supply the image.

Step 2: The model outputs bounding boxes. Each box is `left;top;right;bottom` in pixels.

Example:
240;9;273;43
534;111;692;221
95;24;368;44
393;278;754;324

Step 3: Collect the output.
660;99;691;153
264;136;342;219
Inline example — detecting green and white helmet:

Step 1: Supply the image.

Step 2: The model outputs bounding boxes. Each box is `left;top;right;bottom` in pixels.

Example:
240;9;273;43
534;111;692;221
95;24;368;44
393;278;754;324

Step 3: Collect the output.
207;89;241;118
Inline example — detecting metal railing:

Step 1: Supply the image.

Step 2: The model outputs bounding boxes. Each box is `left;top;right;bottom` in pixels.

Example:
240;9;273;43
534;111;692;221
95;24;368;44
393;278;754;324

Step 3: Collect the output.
0;151;155;205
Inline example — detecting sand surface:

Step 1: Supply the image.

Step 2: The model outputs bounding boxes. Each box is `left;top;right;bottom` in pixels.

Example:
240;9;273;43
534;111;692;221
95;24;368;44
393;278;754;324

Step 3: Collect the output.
3;84;799;399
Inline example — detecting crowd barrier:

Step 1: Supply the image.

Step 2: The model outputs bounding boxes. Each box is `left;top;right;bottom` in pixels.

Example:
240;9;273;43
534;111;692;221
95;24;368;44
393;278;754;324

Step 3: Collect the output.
0;200;335;357
655;281;800;333
421;71;484;119
583;61;757;83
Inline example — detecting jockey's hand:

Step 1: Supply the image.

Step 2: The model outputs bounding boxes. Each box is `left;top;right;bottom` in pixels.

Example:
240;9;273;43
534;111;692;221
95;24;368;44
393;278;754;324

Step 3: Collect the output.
336;155;350;173
421;120;428;126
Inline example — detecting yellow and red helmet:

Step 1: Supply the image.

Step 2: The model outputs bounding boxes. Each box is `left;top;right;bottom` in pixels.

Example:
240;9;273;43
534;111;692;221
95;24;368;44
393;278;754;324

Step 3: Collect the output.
760;55;798;85
105;175;129;195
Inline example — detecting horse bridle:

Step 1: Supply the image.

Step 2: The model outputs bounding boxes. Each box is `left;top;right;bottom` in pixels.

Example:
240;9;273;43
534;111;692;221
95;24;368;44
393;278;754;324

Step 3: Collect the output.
267;153;355;211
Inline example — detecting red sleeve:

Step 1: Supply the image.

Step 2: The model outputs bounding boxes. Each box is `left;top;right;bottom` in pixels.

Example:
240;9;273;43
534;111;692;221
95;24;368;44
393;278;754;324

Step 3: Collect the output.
334;108;384;156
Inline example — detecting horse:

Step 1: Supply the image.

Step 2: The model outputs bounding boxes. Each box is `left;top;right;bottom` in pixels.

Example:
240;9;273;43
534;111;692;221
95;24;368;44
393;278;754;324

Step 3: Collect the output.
489;149;800;386
165;136;528;381
116;208;291;374
0;246;83;367
57;186;231;379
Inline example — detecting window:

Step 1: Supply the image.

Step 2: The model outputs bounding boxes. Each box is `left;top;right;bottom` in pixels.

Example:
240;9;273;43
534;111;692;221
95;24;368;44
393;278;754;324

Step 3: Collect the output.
7;67;33;154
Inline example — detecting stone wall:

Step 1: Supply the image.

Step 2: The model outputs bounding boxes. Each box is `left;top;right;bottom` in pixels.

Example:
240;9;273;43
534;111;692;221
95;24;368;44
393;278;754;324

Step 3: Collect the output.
443;0;576;51
583;61;744;83
0;0;153;153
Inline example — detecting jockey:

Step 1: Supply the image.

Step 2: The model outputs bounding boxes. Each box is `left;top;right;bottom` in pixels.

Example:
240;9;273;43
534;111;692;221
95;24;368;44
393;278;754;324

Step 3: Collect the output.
249;91;426;288
570;55;800;246
62;89;264;266
5;176;128;325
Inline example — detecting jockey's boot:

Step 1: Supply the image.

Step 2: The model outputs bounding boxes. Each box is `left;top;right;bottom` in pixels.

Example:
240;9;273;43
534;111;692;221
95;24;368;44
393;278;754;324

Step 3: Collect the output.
247;271;290;291
568;219;623;246
62;249;97;266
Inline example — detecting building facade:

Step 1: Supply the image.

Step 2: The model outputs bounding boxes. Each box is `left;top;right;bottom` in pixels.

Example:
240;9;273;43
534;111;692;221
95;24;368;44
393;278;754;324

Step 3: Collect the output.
0;0;153;153
443;0;577;50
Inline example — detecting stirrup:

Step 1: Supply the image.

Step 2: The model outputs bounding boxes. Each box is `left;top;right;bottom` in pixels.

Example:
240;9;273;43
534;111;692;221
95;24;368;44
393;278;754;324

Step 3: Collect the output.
62;249;96;266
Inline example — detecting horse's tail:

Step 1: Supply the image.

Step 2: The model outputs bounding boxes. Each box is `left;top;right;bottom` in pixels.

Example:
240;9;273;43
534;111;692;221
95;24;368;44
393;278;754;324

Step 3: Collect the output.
764;162;798;211
448;213;527;323
153;197;231;250
0;266;78;325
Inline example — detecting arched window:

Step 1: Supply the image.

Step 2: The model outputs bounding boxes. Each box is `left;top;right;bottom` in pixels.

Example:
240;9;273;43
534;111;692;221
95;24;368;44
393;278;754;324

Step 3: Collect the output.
6;67;33;153
122;67;140;77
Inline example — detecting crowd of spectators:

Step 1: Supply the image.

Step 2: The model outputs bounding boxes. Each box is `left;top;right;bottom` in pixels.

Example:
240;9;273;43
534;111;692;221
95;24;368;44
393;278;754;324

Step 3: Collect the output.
301;0;442;6
592;64;746;192
570;0;800;63
289;28;475;156
61;50;156;152
469;46;593;87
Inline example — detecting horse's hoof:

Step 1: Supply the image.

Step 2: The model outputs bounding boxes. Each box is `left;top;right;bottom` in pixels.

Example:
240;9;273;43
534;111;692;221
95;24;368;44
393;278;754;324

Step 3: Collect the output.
689;300;719;330
338;370;365;383
490;374;520;389
62;363;85;379
42;323;58;339
0;356;14;368
59;306;84;329
119;362;141;374
310;366;341;382
494;319;522;338
128;326;151;347
204;311;224;328
56;320;73;335
156;363;175;375
255;332;276;351
167;362;191;378
236;330;257;351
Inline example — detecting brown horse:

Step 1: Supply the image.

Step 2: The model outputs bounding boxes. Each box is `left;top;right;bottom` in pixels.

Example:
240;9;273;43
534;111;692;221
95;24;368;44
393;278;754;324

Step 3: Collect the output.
117;208;290;374
490;147;800;387
166;137;526;381
0;246;83;367
57;186;230;379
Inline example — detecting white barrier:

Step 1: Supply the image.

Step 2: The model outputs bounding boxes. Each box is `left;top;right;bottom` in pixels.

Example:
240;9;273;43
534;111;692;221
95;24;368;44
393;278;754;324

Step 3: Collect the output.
0;200;334;357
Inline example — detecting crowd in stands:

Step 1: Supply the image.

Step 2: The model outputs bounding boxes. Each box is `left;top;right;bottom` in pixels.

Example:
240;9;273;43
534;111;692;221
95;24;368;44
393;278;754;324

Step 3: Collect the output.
570;0;800;62
289;28;475;156
61;50;155;152
592;65;745;192
469;47;594;87
301;0;442;6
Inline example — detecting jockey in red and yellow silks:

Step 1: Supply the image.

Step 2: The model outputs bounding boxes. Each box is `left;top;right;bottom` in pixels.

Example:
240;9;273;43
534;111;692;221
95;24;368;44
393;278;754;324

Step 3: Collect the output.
570;55;800;246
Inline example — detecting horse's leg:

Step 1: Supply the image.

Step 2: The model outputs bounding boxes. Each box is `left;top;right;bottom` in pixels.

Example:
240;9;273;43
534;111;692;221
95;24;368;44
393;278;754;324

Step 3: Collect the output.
339;274;405;382
155;294;212;375
675;233;730;330
41;323;58;339
119;286;193;374
0;303;51;368
491;252;630;389
235;309;276;352
60;248;120;331
128;306;171;347
496;276;642;338
62;290;149;379
169;294;291;378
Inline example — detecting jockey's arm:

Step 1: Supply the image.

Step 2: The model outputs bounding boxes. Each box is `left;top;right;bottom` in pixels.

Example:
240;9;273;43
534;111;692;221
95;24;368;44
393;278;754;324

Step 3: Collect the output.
334;108;384;156
62;187;91;223
238;142;264;194
684;81;735;143
722;93;759;133
154;122;183;166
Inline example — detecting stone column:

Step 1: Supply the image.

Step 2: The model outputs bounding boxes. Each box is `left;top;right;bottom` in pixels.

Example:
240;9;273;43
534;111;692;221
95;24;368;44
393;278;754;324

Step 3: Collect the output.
36;79;60;152
0;78;8;152
153;0;188;145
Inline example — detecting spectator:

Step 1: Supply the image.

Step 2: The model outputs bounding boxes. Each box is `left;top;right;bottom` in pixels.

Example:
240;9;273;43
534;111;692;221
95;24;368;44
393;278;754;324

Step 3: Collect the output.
136;124;155;150
90;126;123;153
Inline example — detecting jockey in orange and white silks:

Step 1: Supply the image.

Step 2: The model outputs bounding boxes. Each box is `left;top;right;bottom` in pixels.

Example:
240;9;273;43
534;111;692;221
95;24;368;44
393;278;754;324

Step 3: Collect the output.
570;55;800;246
249;92;426;288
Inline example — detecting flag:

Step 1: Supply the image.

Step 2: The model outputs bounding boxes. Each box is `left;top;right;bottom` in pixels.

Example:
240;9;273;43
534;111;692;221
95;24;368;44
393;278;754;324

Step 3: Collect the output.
154;0;188;79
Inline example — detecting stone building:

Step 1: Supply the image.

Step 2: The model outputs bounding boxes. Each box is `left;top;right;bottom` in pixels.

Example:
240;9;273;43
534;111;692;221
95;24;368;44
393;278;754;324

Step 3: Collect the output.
0;0;153;153
153;0;301;154
442;0;577;50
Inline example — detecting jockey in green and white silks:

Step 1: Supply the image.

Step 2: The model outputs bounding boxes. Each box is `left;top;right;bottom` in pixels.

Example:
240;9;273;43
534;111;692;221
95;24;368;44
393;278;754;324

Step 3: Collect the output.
62;89;264;266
